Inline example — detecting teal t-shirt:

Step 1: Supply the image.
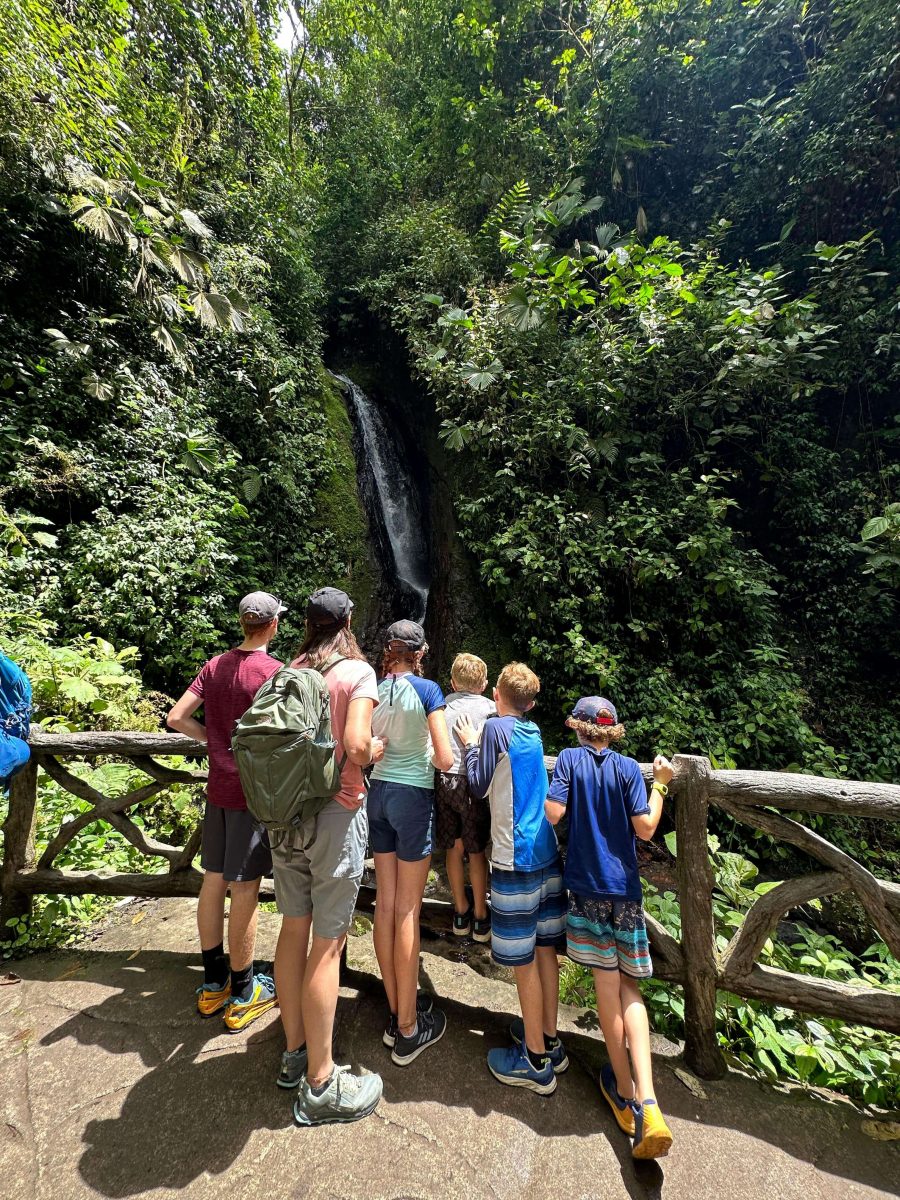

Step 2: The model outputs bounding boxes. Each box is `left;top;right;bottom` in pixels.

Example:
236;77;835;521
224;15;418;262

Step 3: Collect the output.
371;672;445;789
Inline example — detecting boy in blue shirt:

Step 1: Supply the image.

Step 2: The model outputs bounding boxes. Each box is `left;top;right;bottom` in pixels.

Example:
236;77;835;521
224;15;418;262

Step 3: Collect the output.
544;696;674;1158
456;662;567;1095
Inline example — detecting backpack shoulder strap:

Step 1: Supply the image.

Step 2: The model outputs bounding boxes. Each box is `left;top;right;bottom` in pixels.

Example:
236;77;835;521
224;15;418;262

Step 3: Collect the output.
314;654;349;774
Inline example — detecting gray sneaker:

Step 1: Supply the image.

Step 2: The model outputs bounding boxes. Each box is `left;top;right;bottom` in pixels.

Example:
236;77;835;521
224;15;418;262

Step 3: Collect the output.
277;1046;309;1089
293;1067;383;1126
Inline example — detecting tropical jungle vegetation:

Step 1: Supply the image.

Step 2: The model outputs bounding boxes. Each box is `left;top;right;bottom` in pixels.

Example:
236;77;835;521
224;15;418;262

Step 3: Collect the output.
1;0;898;1107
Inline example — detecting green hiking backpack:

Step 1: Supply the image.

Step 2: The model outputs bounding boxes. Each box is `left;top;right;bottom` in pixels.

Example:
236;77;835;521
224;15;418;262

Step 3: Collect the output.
232;656;346;838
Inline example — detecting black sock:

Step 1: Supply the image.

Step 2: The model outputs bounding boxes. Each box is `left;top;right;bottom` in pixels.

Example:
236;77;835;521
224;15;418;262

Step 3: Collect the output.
526;1045;548;1071
544;1032;559;1051
231;962;253;1001
202;943;227;985
287;1042;307;1056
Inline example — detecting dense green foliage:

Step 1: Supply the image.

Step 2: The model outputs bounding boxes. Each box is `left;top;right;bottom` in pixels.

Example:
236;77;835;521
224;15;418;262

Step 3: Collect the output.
1;0;369;683
299;0;900;782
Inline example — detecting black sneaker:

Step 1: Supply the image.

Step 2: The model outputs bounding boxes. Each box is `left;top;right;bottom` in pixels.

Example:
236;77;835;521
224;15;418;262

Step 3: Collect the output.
382;991;435;1048
391;1008;447;1066
452;906;473;938
472;910;491;943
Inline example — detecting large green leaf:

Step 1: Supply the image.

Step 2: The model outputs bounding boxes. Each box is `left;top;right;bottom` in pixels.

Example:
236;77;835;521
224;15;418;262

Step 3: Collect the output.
190;289;243;332
502;286;546;331
71;197;134;247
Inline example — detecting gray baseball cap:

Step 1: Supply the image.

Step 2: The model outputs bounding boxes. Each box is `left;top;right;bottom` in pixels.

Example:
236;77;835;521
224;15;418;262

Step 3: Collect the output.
239;591;287;626
306;587;354;629
385;619;426;650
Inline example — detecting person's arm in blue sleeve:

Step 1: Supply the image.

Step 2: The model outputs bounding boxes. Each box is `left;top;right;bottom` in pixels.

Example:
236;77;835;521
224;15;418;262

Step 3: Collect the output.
545;749;572;826
459;717;506;799
624;757;651;818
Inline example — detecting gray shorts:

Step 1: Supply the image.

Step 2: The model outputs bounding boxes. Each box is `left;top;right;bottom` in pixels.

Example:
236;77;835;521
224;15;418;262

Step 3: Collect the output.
271;800;367;940
200;802;272;883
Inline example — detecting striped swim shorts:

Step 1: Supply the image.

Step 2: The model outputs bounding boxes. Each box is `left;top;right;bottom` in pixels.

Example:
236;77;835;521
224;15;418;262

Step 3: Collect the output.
490;862;567;967
566;893;653;979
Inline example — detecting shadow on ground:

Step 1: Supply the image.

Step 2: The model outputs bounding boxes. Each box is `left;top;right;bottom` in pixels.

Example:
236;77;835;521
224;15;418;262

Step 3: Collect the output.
8;944;896;1200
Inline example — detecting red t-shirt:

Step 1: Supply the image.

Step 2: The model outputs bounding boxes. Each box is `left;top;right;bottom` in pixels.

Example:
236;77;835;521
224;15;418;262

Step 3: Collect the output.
188;648;282;809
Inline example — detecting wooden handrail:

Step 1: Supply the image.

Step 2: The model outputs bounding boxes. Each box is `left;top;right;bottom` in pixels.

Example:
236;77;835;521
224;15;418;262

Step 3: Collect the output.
3;733;898;1077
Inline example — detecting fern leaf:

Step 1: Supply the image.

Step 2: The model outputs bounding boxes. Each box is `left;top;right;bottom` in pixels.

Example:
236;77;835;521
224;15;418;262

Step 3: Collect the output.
478;179;531;247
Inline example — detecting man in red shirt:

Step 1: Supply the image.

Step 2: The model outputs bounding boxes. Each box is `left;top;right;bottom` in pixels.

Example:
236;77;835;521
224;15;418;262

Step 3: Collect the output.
168;591;284;1031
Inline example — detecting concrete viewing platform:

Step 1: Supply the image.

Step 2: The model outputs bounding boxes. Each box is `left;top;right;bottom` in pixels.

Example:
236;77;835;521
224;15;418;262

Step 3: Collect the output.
1;897;897;1200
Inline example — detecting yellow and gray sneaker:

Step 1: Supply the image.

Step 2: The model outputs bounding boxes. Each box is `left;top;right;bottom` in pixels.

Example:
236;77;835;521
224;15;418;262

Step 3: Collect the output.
631;1098;673;1159
293;1066;383;1126
196;978;231;1018
223;970;277;1033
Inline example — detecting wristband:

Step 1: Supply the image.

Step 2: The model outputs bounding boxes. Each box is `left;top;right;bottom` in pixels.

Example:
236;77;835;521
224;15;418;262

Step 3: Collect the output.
651;781;668;797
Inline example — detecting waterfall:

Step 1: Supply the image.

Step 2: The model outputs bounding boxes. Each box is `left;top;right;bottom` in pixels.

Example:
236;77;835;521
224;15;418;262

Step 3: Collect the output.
333;373;431;622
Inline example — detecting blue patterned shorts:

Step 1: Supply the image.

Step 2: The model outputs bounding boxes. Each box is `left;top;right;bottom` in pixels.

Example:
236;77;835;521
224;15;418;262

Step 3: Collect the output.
566;893;653;979
491;863;567;967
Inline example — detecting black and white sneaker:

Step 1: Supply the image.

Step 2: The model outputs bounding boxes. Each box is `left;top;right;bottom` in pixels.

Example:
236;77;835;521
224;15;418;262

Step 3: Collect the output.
382;991;435;1048
452;907;473;938
390;1008;447;1066
472;910;491;943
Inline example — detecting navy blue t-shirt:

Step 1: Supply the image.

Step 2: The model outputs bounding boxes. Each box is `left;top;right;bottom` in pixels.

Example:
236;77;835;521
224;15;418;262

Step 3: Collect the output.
547;745;650;901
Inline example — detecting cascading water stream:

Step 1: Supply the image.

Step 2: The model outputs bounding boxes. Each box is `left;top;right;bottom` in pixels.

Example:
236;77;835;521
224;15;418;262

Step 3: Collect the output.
333;373;431;622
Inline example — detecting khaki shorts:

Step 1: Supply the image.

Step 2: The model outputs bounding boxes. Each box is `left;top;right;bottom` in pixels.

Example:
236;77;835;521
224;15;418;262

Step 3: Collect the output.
271;799;367;940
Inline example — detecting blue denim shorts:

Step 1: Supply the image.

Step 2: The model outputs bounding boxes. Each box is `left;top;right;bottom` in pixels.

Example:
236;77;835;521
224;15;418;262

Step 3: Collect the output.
367;778;434;862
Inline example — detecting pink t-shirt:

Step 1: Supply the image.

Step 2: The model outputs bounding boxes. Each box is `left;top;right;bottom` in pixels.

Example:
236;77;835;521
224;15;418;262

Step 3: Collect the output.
188;648;282;809
293;655;379;810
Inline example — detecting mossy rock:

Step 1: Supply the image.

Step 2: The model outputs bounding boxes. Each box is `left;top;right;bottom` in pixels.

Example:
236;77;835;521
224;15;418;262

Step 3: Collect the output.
312;366;378;627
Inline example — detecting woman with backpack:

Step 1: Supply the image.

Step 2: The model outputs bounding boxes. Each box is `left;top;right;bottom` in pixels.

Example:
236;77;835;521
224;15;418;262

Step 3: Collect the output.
369;620;454;1067
271;587;386;1126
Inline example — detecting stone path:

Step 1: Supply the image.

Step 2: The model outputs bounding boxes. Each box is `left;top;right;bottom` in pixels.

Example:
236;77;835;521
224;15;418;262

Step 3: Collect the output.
1;898;897;1200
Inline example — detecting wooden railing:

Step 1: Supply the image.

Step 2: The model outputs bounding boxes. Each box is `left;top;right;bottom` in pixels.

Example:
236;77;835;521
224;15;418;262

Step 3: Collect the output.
2;732;898;1077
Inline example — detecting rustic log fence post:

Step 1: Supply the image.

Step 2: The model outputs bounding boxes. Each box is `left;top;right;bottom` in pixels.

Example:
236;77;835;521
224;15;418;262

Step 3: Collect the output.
1;759;38;942
673;754;726;1079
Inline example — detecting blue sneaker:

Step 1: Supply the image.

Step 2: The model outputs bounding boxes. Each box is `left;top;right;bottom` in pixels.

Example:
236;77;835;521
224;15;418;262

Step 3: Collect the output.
224;971;277;1032
487;1043;557;1095
508;1018;569;1074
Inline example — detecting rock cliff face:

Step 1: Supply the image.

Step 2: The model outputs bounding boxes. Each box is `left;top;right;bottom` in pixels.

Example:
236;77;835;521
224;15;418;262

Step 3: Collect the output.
330;350;518;684
314;368;379;630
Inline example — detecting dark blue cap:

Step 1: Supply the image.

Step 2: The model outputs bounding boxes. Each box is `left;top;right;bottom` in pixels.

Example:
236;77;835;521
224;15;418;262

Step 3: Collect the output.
570;696;618;726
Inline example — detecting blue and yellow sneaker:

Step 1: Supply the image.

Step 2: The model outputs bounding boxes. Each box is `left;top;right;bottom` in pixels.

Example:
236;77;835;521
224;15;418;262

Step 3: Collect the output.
599;1062;636;1135
631;1098;673;1159
508;1018;569;1074
487;1043;557;1095
223;970;277;1033
196;978;231;1018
